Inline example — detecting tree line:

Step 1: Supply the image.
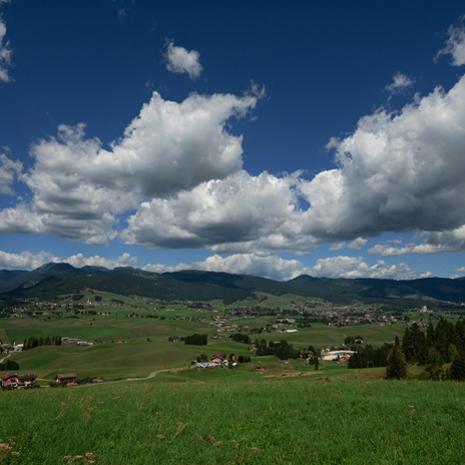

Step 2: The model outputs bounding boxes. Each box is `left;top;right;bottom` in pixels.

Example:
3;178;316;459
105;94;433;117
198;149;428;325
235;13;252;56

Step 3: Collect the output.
22;336;62;351
254;339;300;360
350;318;465;380
184;334;208;346
398;318;465;380
348;344;391;369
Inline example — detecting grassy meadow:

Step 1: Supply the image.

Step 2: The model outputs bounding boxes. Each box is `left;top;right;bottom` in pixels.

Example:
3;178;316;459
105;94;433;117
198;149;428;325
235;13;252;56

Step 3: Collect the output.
1;373;465;464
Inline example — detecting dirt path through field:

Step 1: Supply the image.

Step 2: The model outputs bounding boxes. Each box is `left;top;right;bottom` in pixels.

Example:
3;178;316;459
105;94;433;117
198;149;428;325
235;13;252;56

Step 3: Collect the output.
77;367;188;388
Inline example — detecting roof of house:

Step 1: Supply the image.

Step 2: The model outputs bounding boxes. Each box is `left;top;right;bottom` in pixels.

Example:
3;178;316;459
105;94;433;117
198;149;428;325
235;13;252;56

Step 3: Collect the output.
56;373;77;379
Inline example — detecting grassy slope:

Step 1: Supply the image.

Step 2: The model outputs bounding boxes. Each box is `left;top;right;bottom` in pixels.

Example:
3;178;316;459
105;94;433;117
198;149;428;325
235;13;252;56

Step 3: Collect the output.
11;338;251;380
1;375;465;464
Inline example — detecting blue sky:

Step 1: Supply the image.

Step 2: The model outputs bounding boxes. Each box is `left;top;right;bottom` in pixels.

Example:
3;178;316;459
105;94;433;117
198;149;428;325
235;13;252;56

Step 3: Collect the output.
1;0;465;280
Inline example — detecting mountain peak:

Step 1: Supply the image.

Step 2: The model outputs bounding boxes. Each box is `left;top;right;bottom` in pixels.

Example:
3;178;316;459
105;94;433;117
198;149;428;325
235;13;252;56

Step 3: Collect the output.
35;262;76;273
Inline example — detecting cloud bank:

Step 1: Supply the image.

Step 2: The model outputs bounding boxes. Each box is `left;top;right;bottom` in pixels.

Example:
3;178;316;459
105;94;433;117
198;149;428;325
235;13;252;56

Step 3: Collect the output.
0;249;421;281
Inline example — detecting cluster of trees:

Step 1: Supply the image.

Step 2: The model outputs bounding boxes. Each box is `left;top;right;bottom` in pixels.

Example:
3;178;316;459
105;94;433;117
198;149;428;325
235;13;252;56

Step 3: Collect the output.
22;336;62;351
347;319;465;380
348;344;391;369
401;319;465;364
0;359;19;371
383;319;465;380
254;339;299;360
184;334;208;346
230;333;251;344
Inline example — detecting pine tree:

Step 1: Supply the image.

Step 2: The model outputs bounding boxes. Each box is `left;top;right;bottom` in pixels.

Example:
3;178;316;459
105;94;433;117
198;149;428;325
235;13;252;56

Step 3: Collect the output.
448;343;459;363
385;345;407;379
425;347;443;380
449;354;465;381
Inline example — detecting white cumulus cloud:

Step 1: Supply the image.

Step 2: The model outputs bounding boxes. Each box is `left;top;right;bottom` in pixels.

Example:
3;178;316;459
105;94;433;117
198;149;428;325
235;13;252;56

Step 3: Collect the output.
0;91;258;243
165;41;203;79
300;74;465;243
123;170;307;250
144;252;310;281
311;255;416;280
0;1;12;83
0;153;22;195
330;237;367;252
385;72;414;94
0;250;138;270
437;19;465;66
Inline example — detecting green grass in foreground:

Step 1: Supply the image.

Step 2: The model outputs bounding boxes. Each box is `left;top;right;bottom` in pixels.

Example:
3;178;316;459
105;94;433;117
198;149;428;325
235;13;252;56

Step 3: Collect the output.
1;377;465;464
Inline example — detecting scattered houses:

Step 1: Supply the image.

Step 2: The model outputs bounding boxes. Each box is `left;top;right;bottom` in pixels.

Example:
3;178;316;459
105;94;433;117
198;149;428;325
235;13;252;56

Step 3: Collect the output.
194;353;238;369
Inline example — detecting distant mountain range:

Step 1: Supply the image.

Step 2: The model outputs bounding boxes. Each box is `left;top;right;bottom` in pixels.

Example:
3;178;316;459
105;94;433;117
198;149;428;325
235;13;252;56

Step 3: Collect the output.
1;263;465;306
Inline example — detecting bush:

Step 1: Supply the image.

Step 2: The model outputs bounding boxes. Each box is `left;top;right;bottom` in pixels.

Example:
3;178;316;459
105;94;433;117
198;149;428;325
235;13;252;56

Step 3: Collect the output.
184;334;208;346
0;359;20;371
230;333;251;344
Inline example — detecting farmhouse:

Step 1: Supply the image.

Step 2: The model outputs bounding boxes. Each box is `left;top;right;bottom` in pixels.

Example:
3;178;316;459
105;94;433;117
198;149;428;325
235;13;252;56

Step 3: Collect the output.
321;350;355;362
55;373;77;385
1;373;37;390
62;337;93;347
1;374;19;389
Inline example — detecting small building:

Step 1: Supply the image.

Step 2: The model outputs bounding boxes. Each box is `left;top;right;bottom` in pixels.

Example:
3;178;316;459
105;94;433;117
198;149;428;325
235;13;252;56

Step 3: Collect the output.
210;353;227;366
1;373;19;389
18;374;37;387
55;373;77;385
321;350;355;362
195;362;210;369
1;373;37;390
